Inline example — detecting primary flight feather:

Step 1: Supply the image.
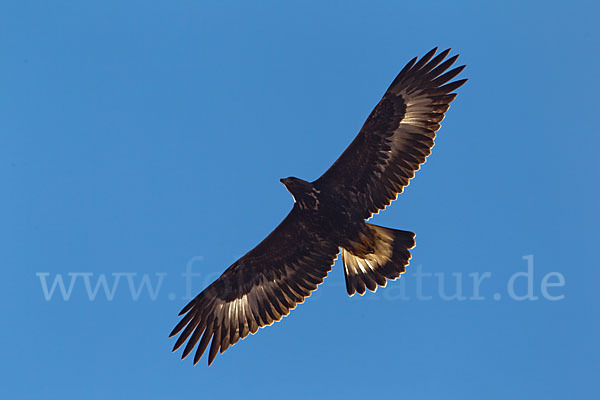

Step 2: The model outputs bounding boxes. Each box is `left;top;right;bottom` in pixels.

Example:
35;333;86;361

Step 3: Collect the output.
170;47;467;365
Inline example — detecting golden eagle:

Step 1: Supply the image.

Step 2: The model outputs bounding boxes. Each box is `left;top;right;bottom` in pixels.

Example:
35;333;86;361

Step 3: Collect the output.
170;47;467;365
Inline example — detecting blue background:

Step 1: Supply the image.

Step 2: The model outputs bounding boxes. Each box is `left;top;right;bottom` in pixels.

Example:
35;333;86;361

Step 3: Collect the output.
2;1;598;399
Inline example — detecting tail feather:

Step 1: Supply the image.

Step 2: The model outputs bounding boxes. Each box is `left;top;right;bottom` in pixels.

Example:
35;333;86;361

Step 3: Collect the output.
341;223;415;296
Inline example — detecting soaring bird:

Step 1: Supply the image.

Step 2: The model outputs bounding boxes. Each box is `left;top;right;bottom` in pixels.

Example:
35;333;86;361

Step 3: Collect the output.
170;47;467;365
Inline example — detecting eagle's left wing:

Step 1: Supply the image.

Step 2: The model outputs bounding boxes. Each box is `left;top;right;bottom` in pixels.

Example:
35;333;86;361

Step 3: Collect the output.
316;48;467;219
170;208;339;365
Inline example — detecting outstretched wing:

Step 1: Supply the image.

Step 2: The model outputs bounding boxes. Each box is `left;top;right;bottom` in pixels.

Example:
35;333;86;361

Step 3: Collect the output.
316;47;467;219
170;208;339;365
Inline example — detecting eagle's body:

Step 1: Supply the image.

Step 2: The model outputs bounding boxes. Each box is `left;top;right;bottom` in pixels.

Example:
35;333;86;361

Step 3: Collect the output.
281;177;356;239
281;177;409;263
170;48;467;365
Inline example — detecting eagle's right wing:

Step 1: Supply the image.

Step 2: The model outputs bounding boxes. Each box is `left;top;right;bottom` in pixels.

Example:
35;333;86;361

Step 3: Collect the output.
316;48;467;219
170;208;339;366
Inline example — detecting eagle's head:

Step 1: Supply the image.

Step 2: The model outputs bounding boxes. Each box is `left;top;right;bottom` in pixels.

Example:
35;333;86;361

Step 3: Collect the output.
280;177;314;202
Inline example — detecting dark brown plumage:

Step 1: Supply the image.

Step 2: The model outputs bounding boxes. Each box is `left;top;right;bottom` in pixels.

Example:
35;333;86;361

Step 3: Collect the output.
170;47;467;365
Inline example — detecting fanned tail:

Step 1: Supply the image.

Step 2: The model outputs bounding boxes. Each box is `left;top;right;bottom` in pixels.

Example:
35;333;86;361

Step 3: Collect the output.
341;223;415;296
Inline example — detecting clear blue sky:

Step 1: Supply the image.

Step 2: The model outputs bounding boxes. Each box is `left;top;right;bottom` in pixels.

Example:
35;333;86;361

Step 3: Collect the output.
2;1;598;399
